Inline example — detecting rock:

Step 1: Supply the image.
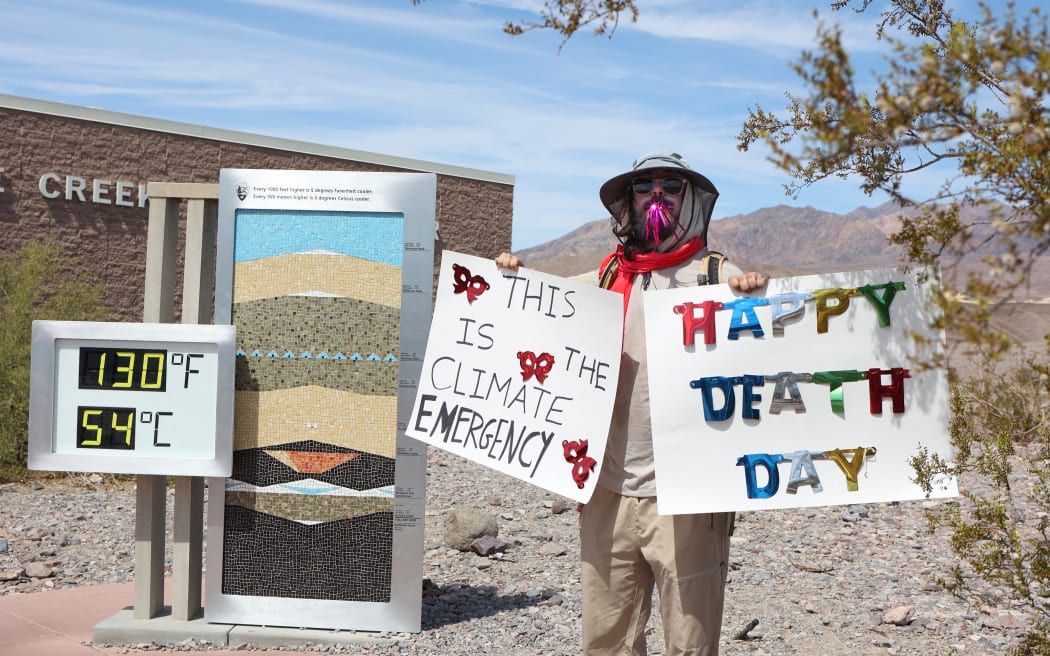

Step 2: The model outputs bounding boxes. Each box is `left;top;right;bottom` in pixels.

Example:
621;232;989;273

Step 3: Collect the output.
25;562;54;578
883;606;914;626
469;535;509;556
30;482;44;490
982;611;1024;630
733;618;760;640
25;527;48;541
443;508;499;551
0;538;8;553
88;473;103;484
550;500;573;515
0;568;24;581
538;542;568;557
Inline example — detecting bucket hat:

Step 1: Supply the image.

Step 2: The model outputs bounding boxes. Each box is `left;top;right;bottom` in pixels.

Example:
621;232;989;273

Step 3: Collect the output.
599;151;718;217
599;151;720;248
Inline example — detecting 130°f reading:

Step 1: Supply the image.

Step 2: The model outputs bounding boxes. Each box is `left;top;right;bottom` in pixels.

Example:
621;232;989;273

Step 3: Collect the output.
77;348;206;392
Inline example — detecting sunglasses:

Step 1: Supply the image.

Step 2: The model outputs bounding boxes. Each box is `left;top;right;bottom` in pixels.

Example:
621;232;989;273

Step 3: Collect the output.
632;177;686;195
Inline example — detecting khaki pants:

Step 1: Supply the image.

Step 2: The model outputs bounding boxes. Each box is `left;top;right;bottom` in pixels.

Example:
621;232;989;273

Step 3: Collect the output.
580;486;732;656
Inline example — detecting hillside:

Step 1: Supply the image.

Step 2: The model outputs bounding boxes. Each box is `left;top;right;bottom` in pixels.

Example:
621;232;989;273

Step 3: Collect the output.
520;202;912;277
517;201;1050;353
519;202;1049;294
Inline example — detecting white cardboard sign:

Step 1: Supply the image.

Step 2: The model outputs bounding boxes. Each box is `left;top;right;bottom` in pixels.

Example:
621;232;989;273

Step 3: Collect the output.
645;268;957;514
407;251;623;503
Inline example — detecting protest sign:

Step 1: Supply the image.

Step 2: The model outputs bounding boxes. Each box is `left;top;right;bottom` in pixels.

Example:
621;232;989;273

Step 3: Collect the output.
645;268;957;514
407;251;623;503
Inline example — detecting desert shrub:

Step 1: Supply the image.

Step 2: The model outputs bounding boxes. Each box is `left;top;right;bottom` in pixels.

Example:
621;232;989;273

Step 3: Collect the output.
0;238;110;480
913;345;1050;655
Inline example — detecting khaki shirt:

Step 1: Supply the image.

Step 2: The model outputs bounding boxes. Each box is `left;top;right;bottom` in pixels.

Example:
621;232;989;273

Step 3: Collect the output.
597;252;743;497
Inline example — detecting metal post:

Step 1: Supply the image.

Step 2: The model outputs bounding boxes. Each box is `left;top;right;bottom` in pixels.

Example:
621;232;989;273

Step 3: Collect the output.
171;192;218;621
135;195;179;619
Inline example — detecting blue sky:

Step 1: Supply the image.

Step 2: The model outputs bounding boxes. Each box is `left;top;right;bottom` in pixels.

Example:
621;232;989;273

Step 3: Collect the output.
0;0;1015;249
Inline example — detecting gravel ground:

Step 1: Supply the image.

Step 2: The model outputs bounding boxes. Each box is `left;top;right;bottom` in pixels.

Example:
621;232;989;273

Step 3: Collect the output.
0;445;1043;655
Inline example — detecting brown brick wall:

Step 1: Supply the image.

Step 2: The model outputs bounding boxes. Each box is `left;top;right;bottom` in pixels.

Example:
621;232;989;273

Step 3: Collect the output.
0;108;513;322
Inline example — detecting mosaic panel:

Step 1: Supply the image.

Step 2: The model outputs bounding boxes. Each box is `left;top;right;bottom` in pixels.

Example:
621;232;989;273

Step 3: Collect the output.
222;210;402;602
221;509;392;602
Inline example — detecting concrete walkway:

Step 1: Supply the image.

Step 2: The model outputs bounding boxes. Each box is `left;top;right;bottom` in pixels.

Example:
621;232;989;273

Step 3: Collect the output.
0;580;396;655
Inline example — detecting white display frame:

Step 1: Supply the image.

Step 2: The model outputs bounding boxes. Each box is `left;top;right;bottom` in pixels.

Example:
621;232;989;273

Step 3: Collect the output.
205;169;434;633
28;320;236;477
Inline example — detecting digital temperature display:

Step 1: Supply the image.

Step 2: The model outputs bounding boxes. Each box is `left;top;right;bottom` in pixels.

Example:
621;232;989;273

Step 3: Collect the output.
28;321;236;477
77;405;136;449
78;348;168;392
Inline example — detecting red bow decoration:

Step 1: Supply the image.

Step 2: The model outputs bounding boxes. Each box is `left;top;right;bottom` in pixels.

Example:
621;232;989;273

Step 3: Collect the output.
452;263;490;303
563;439;597;489
517;351;555;383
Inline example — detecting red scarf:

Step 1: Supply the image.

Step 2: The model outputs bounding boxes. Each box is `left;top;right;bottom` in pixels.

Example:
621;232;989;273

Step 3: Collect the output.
600;236;705;314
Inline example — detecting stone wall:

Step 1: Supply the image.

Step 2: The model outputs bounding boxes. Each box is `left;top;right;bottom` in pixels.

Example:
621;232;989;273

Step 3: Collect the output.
0;107;513;322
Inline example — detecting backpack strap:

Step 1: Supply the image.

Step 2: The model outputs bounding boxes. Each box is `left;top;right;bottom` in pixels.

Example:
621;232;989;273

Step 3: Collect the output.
695;250;726;286
598;253;619;290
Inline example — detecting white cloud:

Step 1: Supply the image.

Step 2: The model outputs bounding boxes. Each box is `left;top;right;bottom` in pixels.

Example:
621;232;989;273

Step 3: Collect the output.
0;0;961;250
230;0;511;48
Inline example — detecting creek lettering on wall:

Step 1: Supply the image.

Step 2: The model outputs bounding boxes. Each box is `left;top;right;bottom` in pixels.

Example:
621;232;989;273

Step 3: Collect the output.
38;173;148;207
0;166;147;208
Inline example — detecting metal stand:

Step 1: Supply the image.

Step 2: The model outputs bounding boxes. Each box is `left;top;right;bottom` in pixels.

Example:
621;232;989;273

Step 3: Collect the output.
135;183;218;621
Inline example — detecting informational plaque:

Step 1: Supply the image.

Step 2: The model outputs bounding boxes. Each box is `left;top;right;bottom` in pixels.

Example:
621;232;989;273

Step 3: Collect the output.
206;170;434;632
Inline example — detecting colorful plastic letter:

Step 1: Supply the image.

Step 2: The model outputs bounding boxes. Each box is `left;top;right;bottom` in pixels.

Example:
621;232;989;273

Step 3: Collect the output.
813;287;857;334
691;376;735;421
736;453;784;499
673;300;722;346
722;298;770;340
811;369;868;414
824;447;870;492
867;367;910;414
766;371;812;414
770;292;813;336
783;450;823;494
857;281;906;327
738;374;765;420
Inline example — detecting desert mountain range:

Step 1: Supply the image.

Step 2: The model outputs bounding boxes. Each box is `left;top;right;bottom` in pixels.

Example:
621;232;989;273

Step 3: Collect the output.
520;203;903;279
518;201;1050;351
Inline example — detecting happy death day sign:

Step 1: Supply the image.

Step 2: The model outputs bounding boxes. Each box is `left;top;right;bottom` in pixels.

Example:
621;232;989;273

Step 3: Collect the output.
406;251;623;503
645;268;958;514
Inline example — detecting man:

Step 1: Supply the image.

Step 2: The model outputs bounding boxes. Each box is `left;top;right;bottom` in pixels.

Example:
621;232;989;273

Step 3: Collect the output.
498;151;768;655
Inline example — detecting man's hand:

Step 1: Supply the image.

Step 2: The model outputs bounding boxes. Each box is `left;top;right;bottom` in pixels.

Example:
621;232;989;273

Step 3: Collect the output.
495;252;524;271
728;271;770;293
